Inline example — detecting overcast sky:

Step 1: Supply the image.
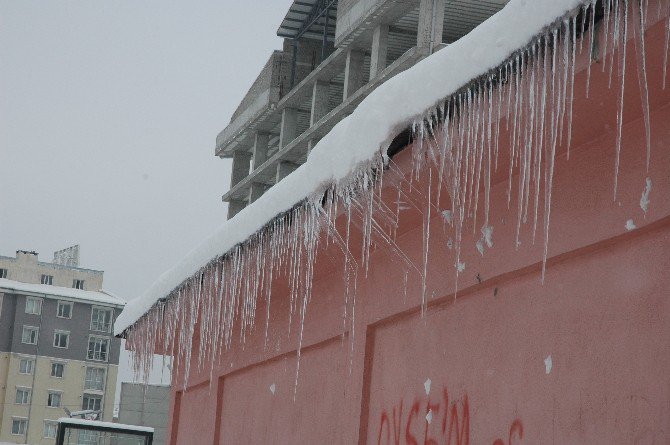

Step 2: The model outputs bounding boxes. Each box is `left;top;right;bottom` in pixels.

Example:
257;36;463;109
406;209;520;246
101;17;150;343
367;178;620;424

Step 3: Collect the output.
1;0;292;405
1;0;292;298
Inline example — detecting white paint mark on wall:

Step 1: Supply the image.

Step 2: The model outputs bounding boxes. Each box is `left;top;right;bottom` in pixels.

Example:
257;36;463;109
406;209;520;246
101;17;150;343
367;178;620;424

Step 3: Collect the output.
482;225;494;248
270;383;276;395
456;261;466;273
625;219;636;231
544;355;553;374
476;240;485;256
426;409;433;424
640;177;652;214
424;378;432;395
441;210;453;224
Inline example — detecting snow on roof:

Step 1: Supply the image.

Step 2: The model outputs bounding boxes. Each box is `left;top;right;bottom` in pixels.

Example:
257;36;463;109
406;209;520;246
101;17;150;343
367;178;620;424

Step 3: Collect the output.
0;278;125;307
115;0;584;336
57;417;154;433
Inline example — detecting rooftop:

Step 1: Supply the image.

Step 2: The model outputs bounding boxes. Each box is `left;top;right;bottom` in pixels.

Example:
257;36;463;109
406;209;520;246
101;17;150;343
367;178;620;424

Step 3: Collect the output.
0;278;125;307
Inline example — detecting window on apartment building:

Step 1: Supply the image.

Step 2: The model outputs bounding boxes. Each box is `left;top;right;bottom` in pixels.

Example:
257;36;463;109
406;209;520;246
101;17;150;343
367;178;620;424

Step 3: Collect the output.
11;418;28;435
47;391;62;408
90;307;113;333
73;279;85;289
19;358;35;375
78;430;101;444
53;330;70;349
82;393;102;411
43;421;58;439
87;336;109;362
15;387;31;404
0;268;7;279
57;300;73;318
51;362;65;378
84;367;106;391
21;326;39;345
41;274;53;285
25;296;42;315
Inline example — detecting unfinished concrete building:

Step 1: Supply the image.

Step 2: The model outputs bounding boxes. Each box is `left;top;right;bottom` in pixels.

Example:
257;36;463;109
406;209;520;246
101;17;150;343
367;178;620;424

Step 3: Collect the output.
217;0;509;218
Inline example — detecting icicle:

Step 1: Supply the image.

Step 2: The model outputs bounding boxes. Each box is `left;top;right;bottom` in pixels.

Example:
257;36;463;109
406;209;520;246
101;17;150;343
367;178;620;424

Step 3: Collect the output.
664;2;670;89
567;14;577;159
613;0;629;200
633;0;652;171
587;0;597;97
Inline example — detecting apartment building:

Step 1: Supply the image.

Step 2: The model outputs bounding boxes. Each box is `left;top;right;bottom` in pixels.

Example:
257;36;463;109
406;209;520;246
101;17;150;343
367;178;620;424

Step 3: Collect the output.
0;249;124;444
217;0;509;218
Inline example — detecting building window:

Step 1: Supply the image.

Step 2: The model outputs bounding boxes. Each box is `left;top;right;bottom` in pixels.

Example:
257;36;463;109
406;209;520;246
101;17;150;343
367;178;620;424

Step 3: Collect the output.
15;387;31;404
73;279;85;289
87;336;109;362
78;430;101;444
57;300;73;318
11;418;28;435
53;330;70;349
84;367;106;391
21;326;39;345
90;307;113;332
41;274;53;285
47;391;62;408
82;393;102;411
25;297;42;315
0;268;7;279
19;358;35;375
43;421;58;439
51;362;65;378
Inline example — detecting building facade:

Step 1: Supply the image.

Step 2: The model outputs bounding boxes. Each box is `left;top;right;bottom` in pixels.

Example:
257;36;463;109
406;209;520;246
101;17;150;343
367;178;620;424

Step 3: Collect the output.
0;250;124;444
118;383;170;445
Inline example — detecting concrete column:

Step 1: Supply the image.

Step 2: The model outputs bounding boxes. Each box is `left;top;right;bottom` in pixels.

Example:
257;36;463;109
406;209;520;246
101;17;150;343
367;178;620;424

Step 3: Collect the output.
279;108;299;149
417;0;445;53
251;132;270;170
227;199;247;219
370;24;389;79
311;81;330;126
248;182;268;204
343;49;365;101
276;161;300;183
230;150;252;188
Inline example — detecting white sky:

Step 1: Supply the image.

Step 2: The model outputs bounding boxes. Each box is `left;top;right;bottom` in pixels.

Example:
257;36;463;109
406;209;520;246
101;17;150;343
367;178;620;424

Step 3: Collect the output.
1;0;291;408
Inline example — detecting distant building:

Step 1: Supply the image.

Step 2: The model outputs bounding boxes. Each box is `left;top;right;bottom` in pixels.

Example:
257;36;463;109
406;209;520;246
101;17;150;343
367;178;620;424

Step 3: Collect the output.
118;383;170;445
217;0;509;218
0;249;125;444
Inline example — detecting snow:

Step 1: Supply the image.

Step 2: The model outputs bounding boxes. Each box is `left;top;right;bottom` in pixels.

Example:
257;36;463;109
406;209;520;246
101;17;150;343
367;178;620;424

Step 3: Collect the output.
115;0;590;336
57;417;154;433
0;278;125;307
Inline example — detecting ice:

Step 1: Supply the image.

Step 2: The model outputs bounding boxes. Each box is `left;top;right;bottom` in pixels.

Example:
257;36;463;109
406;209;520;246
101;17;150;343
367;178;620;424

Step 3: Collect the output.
118;0;661;388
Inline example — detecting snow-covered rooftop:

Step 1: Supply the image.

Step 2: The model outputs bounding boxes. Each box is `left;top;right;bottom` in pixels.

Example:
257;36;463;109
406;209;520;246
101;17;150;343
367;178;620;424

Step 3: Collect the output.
115;0;586;336
57;417;154;433
0;278;125;307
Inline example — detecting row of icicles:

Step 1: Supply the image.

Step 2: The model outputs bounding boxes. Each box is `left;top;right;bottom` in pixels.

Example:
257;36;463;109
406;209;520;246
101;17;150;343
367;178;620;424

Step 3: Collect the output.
126;0;666;395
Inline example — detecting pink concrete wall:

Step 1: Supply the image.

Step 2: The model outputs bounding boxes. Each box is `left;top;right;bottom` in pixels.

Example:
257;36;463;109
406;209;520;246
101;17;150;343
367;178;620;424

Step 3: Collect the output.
165;6;670;444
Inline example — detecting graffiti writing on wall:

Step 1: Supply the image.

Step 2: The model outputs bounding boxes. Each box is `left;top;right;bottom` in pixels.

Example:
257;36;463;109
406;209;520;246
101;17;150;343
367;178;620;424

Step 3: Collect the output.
376;385;523;445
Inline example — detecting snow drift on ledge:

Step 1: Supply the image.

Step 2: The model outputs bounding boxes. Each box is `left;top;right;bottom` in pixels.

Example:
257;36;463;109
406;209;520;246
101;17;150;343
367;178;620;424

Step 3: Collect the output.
115;0;590;335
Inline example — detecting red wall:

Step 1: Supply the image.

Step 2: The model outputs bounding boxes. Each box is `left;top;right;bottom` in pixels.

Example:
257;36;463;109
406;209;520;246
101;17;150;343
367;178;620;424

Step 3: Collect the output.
165;7;670;444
